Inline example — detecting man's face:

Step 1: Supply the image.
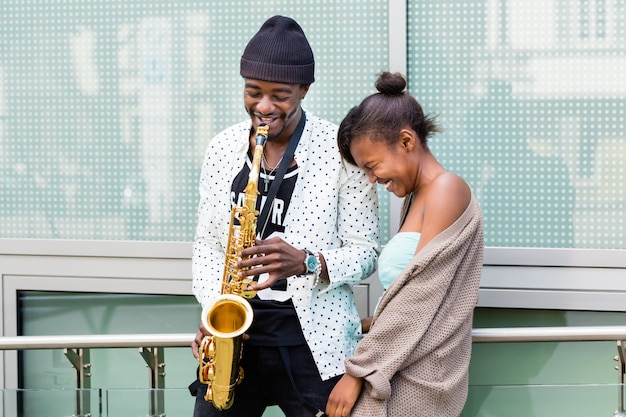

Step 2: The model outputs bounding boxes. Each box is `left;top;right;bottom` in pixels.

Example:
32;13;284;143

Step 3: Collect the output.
243;79;309;141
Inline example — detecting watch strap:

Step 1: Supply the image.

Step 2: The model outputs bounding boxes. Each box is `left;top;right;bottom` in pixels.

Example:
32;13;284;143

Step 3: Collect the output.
303;249;322;286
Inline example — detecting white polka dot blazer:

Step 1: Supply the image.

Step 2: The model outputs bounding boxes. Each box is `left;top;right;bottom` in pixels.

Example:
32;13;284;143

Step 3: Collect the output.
192;112;381;380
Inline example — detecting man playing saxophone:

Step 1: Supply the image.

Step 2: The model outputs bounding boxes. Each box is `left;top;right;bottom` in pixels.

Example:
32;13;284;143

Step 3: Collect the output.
189;15;380;417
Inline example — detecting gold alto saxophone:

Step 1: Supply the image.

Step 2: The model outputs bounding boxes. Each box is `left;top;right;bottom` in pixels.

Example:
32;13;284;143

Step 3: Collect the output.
198;124;269;410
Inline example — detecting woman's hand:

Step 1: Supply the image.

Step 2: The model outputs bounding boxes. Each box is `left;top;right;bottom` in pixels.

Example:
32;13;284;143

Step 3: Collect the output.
326;374;363;417
361;316;373;333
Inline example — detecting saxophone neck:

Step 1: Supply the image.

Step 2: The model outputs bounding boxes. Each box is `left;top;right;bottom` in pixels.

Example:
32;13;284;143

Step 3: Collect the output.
246;124;269;195
249;145;264;182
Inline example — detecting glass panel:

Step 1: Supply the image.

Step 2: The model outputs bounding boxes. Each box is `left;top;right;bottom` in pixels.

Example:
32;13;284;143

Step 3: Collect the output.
408;0;626;249
468;308;626;415
19;292;200;413
1;389;101;417
2;385;623;417
105;388;189;417
471;308;626;385
463;384;624;417
106;389;286;417
0;0;390;242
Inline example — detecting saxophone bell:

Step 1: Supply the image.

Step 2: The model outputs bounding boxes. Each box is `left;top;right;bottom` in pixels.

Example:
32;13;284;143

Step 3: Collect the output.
201;294;254;339
199;294;254;410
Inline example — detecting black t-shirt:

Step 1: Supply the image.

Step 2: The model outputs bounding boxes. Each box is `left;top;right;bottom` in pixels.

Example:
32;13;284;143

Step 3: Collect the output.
229;151;306;346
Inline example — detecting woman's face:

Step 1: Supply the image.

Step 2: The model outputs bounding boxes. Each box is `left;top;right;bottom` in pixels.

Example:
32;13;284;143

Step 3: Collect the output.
349;133;417;197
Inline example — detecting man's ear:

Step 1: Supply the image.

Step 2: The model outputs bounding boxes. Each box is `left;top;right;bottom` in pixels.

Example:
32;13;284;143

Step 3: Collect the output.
300;84;310;99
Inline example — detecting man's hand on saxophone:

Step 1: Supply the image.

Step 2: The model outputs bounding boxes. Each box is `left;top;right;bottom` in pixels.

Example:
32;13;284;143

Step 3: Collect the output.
190;325;209;360
239;236;328;292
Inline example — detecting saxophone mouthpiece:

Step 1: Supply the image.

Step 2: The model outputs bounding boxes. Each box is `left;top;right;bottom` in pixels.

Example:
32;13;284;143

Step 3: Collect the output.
255;124;269;146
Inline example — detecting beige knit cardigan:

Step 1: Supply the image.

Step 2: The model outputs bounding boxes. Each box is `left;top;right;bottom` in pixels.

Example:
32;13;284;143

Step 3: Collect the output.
345;196;484;417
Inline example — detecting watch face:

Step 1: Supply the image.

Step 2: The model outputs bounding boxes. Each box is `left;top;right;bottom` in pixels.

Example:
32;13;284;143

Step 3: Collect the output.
306;255;317;273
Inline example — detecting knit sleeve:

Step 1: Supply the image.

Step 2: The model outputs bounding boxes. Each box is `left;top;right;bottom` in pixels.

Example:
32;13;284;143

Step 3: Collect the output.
344;261;450;399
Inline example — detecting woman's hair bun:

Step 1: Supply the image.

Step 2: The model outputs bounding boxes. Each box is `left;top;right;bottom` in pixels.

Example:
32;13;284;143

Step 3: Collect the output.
375;71;406;96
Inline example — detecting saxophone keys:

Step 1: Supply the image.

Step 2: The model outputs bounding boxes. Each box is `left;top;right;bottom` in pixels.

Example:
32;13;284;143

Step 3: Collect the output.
205;385;214;402
240;278;257;298
207;338;216;357
237;366;245;384
200;362;215;383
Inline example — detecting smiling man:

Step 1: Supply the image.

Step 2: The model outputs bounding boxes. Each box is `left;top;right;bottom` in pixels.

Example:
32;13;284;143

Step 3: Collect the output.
189;15;380;417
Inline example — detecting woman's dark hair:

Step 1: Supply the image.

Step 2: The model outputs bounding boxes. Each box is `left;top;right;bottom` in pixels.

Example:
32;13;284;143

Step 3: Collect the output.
337;71;441;165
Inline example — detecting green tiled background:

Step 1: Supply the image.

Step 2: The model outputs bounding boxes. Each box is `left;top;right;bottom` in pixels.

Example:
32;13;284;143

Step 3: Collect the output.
0;0;390;243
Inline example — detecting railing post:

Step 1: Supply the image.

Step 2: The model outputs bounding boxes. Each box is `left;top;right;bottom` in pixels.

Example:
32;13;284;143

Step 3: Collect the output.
64;348;92;417
614;340;626;416
139;346;166;417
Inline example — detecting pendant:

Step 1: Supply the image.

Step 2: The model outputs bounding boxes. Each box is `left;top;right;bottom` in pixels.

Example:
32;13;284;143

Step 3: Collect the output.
264;177;269;192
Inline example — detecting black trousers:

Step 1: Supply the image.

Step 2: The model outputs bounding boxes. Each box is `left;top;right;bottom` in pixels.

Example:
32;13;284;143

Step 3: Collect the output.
190;344;339;417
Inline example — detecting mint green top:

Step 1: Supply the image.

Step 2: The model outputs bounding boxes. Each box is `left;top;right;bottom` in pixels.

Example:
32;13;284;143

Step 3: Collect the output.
378;232;421;290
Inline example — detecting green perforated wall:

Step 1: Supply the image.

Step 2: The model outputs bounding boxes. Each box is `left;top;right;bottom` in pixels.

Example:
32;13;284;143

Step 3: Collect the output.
408;0;626;249
0;0;390;243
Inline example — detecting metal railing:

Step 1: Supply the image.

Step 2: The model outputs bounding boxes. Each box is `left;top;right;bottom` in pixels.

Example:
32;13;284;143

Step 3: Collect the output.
0;333;193;417
2;327;626;416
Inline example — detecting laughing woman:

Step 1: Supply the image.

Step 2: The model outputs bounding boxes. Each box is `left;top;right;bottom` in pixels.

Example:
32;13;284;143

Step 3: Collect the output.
326;72;484;417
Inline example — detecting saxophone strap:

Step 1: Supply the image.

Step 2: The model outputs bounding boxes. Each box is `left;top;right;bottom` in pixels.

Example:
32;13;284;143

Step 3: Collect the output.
257;111;306;238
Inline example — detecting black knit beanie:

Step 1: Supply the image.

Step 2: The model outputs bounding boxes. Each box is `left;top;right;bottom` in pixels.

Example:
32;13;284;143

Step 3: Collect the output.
240;15;315;85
